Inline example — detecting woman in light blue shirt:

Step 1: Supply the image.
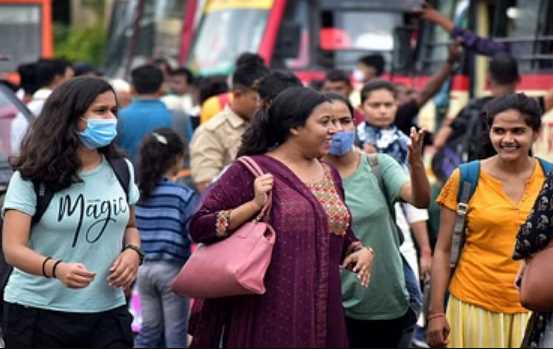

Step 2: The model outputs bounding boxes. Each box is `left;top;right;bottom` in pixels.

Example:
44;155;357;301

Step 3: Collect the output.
1;77;141;348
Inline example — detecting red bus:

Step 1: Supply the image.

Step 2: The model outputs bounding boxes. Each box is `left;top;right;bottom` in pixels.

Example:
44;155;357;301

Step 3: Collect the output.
184;0;422;81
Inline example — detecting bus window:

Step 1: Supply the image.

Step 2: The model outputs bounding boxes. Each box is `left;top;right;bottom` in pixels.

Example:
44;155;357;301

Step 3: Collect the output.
104;0;185;78
134;0;185;63
0;5;42;73
318;9;404;71
188;0;271;75
493;0;553;72
272;1;310;70
419;0;465;74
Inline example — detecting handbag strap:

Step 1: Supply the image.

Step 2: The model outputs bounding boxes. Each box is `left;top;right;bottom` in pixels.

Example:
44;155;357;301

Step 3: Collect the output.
237;156;273;222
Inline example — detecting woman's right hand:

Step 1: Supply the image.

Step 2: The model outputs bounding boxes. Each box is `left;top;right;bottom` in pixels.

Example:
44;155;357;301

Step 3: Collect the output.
427;315;450;347
253;174;274;209
56;262;96;289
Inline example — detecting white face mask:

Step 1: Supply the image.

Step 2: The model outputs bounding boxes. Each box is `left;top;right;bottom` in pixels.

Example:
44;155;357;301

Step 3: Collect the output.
352;69;366;83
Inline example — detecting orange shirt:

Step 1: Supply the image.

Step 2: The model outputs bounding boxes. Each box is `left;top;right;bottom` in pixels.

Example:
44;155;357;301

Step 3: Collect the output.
200;93;233;124
437;160;545;313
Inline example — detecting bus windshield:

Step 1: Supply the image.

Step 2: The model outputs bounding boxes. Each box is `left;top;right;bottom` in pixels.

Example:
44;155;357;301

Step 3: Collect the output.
0;4;42;72
104;0;186;77
188;2;270;75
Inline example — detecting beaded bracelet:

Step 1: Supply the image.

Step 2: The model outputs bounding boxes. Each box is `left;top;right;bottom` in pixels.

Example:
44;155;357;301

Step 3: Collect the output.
42;256;52;278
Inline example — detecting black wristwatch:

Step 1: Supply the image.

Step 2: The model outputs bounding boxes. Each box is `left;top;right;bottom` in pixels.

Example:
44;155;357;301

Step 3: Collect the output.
123;244;144;265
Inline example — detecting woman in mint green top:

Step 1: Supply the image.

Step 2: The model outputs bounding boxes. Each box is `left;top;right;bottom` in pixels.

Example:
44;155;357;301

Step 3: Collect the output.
322;93;431;348
1;77;141;347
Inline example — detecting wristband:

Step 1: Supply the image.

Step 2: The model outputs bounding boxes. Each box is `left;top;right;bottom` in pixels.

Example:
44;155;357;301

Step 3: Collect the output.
123;244;144;265
42;256;52;278
52;260;63;279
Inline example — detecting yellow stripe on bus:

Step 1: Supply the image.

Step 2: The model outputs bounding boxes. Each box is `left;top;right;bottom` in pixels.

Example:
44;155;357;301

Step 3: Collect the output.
205;0;273;12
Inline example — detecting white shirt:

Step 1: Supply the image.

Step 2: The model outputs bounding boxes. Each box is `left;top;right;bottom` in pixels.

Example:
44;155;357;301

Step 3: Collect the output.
10;88;51;154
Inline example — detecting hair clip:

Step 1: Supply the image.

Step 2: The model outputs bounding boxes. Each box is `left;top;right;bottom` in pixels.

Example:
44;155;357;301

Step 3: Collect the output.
152;132;168;145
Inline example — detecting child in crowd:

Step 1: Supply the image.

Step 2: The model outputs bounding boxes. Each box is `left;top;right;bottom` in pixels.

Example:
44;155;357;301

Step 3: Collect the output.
134;128;198;348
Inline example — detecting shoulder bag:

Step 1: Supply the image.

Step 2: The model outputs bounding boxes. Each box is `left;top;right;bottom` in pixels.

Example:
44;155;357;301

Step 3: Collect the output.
171;156;276;298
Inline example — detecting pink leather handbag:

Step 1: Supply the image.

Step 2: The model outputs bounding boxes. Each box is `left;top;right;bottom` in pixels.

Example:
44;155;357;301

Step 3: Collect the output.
171;156;276;298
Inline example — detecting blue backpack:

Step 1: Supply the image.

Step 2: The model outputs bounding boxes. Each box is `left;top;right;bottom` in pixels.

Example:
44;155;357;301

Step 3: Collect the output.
449;158;553;269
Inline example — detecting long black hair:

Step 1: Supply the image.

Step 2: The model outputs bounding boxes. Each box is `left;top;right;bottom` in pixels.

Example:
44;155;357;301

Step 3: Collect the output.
237;87;330;157
138;128;186;200
13;77;121;191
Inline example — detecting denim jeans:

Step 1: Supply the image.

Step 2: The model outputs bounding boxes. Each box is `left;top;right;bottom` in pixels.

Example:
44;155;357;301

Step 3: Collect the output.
398;256;423;348
134;261;189;348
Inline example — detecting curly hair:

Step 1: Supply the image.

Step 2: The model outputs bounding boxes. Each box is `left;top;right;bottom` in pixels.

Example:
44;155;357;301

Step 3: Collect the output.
138;128;186;200
13;77;122;192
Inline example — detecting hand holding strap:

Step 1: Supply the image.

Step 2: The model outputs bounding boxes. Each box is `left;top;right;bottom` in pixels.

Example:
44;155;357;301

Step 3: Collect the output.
237;156;273;222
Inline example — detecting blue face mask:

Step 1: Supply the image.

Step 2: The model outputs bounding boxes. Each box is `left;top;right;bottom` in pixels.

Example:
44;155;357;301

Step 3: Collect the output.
329;131;355;156
79;118;118;149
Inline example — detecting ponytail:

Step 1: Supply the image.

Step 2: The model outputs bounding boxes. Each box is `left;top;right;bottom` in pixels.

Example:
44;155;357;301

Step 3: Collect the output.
237;86;330;157
237;108;275;157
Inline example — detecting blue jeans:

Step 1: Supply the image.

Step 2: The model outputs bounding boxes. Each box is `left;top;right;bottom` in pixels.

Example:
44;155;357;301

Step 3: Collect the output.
398;256;423;348
134;261;189;348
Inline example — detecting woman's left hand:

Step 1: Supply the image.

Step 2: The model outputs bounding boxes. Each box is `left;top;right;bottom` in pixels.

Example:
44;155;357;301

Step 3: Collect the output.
342;247;375;287
407;127;426;165
107;249;140;289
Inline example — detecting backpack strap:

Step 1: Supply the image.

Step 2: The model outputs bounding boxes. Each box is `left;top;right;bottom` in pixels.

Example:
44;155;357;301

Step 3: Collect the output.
29;157;131;227
450;160;480;269
31;181;54;226
538;158;553;175
106;157;131;203
366;153;405;245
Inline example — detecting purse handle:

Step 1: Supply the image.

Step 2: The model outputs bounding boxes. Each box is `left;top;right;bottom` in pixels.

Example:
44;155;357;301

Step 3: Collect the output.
237;156;273;222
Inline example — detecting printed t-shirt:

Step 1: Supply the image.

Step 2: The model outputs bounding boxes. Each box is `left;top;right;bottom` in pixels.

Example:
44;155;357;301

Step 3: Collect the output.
342;153;410;320
1;157;140;313
436;160;545;313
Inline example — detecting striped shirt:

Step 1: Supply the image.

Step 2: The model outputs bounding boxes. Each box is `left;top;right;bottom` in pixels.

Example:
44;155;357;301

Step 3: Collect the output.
136;178;198;265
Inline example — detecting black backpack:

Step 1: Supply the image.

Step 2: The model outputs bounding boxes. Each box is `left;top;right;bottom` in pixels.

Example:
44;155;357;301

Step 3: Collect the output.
433;96;494;179
0;157;130;317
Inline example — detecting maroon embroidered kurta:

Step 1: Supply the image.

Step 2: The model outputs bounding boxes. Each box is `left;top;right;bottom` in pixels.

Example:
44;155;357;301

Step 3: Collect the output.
188;155;359;348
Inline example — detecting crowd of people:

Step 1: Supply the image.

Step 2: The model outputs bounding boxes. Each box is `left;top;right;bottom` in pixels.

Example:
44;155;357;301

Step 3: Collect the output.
1;3;553;349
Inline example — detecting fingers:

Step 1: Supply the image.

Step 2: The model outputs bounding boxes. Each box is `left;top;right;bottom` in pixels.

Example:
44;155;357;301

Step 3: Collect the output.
109;267;134;288
341;254;355;269
255;174;274;191
63;264;95;289
356;263;372;287
110;255;121;272
73;263;96;278
108;253;139;288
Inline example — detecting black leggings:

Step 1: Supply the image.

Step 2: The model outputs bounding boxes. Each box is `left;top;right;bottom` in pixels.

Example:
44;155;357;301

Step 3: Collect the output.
346;308;416;348
3;302;133;348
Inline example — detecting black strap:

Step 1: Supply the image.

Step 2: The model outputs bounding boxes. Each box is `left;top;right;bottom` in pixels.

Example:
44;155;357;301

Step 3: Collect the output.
32;181;54;227
106;157;131;202
450;181;472;269
31;157;131;226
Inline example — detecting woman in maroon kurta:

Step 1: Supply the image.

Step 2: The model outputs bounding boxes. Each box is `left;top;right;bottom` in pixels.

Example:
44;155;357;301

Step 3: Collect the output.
188;87;374;348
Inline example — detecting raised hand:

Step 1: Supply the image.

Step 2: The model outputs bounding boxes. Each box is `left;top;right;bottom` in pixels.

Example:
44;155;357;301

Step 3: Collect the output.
407;127;426;166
